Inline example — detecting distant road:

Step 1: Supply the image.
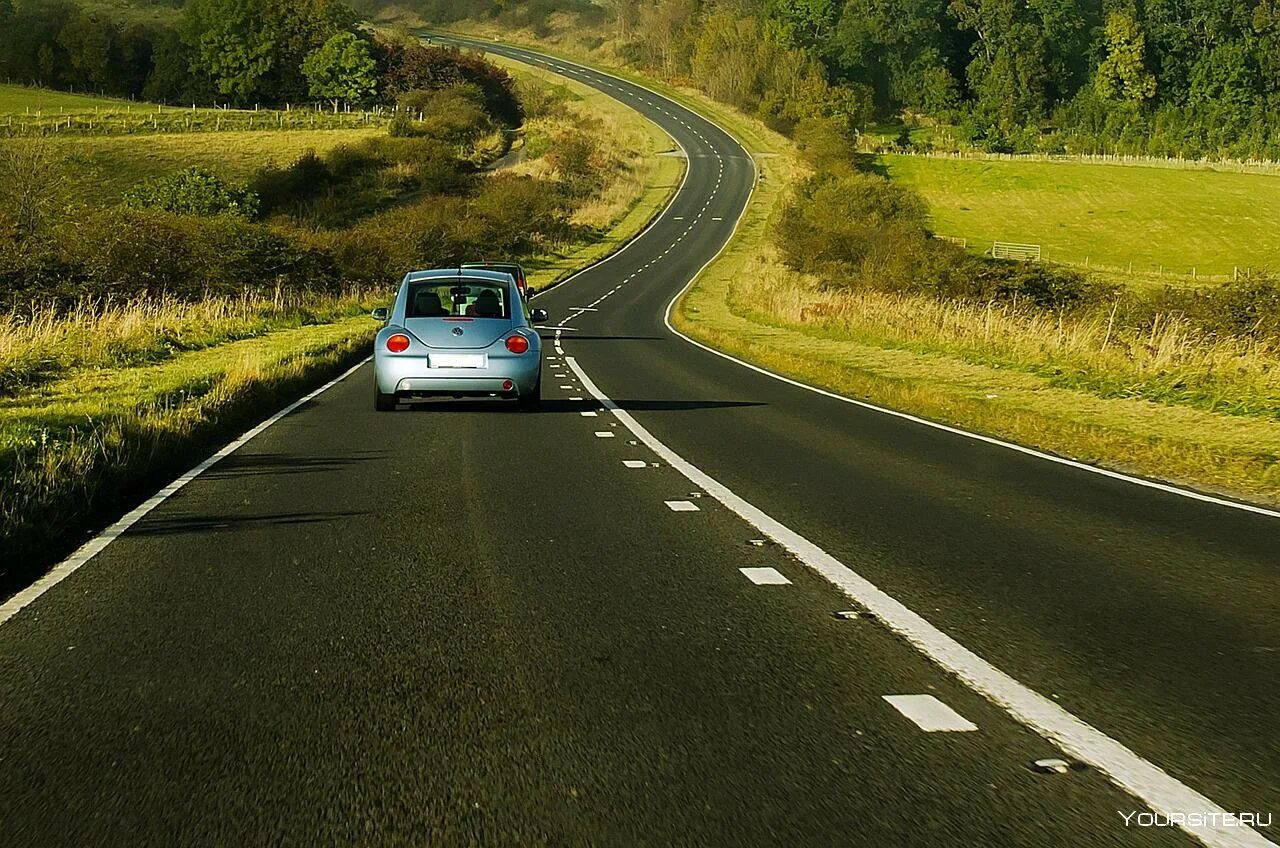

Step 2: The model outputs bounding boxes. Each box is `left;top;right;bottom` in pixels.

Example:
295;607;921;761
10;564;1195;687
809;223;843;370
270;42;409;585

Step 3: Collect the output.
0;35;1274;848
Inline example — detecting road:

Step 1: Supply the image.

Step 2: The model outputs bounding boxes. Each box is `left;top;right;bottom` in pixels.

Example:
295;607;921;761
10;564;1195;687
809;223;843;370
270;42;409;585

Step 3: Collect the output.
1;37;1276;848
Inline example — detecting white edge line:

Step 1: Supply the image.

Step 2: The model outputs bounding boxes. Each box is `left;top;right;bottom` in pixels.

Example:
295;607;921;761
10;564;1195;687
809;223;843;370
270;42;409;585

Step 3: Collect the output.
565;353;1273;848
0;357;372;628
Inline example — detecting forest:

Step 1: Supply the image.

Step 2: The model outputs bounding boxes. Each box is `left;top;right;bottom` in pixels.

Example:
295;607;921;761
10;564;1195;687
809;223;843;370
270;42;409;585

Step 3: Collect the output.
407;0;1280;159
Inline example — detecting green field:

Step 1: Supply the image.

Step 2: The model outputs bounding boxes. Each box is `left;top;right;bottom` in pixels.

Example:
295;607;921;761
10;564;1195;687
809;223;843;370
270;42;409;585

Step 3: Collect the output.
0;85;142;113
880;154;1280;277
33;128;381;206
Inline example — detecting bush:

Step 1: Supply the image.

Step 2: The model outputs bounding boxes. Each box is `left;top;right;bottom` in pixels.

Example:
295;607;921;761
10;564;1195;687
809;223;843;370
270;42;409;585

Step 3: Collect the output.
776;172;930;285
60;208;337;299
250;151;333;214
123;167;260;219
776;171;1098;310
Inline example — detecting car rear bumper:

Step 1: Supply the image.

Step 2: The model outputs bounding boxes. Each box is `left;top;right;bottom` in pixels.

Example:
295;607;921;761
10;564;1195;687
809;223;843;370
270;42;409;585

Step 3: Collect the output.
375;354;540;396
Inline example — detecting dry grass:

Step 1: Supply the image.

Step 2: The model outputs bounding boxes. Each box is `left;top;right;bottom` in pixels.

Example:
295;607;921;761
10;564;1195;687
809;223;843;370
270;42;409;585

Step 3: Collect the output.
731;253;1280;419
0;288;379;396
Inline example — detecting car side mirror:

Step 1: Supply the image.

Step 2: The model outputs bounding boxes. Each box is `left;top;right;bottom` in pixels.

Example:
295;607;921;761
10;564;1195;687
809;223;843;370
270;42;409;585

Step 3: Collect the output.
371;307;389;322
530;308;549;324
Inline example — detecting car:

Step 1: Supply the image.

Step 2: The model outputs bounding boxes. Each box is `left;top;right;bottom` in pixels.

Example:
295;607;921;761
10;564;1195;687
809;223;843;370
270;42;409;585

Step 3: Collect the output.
461;261;531;299
371;268;549;411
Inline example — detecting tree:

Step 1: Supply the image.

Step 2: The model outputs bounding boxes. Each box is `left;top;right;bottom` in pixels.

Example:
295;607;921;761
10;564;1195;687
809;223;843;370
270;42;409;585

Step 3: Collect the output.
302;31;377;112
1095;12;1156;104
0;0;15;77
58;12;114;88
767;0;839;50
182;0;277;101
0;141;72;240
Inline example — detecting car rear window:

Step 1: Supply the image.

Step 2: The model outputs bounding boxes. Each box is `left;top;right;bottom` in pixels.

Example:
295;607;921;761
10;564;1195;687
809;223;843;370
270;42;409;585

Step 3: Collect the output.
406;280;510;319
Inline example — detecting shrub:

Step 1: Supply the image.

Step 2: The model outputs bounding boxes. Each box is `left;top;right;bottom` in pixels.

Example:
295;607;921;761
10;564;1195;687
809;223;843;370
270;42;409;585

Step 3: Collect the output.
61;208;337;299
250;151;333;214
123;167;260;219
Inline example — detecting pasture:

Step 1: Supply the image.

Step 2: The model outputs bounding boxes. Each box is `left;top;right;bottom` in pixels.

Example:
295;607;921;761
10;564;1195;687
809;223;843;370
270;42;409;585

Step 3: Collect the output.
879;154;1280;279
28;128;382;206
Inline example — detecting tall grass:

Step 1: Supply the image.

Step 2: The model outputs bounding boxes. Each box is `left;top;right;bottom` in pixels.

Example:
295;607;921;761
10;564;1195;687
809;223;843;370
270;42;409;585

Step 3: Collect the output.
731;250;1280;419
0;287;380;396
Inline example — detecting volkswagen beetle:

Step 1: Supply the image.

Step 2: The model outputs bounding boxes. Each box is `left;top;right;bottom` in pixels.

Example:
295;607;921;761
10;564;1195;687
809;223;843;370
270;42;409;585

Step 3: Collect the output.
372;269;549;411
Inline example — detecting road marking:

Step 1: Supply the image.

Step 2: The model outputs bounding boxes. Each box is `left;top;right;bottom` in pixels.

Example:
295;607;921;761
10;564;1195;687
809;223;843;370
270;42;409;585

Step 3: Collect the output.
559;385;574;390
665;500;700;512
594;431;615;438
883;695;978;732
564;355;1273;848
0;357;373;628
740;567;791;586
581;411;599;417
570;396;584;401
623;460;647;468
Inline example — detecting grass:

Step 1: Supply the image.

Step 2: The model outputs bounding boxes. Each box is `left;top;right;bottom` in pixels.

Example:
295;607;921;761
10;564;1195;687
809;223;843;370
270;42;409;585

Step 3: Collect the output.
880;154;1280;280
14;128;381;206
0;84;143;113
0;289;378;396
0;83;386;138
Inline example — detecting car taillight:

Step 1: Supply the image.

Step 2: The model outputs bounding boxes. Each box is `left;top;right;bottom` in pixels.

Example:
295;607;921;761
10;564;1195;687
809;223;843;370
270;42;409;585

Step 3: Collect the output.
505;334;530;354
386;334;410;353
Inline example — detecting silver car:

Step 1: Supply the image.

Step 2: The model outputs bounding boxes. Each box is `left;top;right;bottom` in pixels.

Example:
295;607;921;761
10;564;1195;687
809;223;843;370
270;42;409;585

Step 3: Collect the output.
372;269;549;411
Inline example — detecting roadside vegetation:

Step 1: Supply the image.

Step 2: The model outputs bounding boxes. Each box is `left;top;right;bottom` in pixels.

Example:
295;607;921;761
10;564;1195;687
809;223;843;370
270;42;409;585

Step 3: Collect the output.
0;7;679;592
409;2;1280;504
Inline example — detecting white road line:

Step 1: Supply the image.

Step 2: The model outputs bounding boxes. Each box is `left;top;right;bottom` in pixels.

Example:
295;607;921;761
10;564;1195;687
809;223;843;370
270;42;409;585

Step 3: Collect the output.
740;567;791;586
883;695;978;732
665;500;700;512
623;460;648;468
594;431;615;438
559;385;574;390
0;357;372;628
564;355;1274;848
581;411;599;417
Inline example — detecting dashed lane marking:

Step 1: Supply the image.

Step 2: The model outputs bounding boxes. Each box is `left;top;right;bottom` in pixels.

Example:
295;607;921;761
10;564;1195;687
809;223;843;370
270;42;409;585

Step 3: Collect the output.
665;500;700;512
623;460;647;468
740;567;791;586
883;695;978;733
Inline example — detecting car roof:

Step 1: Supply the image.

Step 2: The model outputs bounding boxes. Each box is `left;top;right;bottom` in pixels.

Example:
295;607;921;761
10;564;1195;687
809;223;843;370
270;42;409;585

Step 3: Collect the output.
404;268;514;285
461;261;524;273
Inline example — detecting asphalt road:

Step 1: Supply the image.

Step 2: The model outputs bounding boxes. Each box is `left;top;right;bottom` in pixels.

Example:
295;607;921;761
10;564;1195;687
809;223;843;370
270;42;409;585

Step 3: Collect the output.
1;38;1276;848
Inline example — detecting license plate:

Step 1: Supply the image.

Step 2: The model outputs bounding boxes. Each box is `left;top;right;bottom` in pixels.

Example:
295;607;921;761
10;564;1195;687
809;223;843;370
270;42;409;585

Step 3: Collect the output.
429;354;486;369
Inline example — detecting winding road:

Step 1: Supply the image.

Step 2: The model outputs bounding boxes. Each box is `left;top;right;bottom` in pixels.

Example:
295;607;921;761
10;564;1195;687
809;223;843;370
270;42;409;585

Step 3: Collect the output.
1;37;1276;848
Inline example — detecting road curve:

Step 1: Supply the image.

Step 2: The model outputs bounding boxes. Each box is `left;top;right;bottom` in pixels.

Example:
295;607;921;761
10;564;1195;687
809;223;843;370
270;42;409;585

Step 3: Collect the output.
0;37;1274;848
